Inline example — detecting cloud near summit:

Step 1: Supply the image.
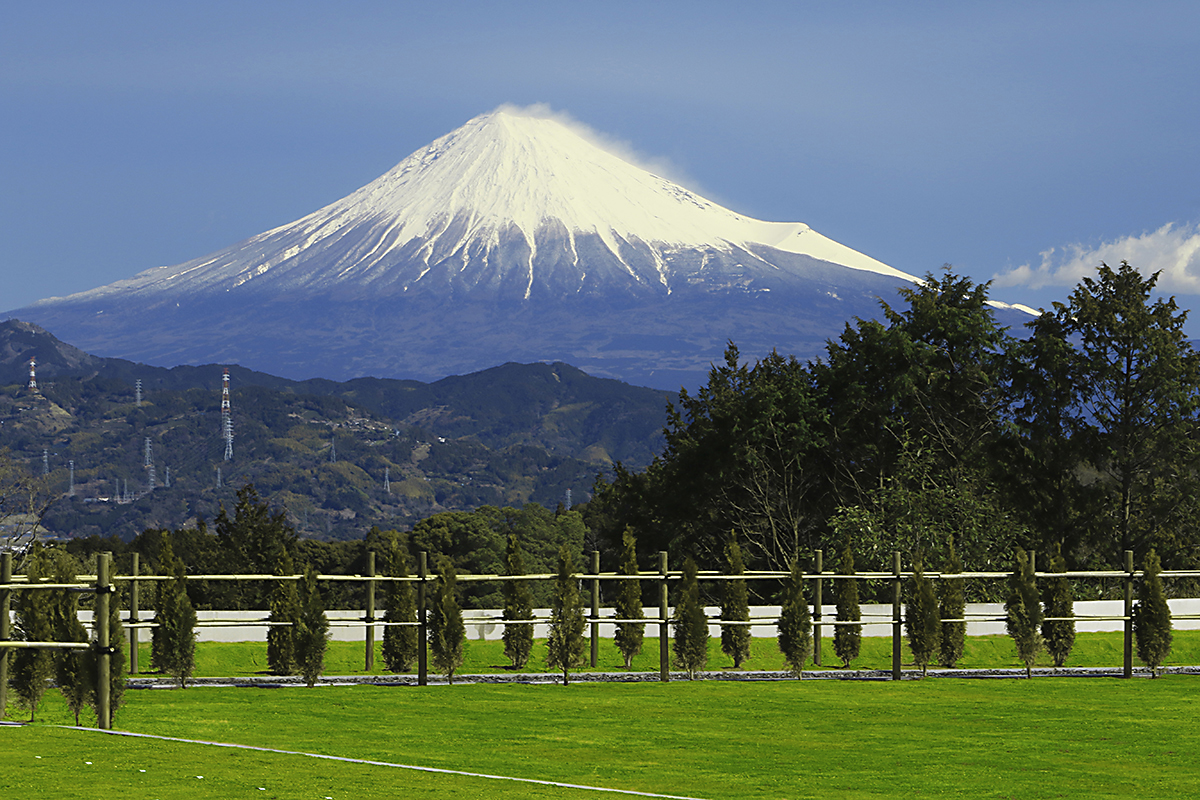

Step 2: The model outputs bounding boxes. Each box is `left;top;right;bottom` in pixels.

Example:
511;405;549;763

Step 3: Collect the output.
993;222;1200;294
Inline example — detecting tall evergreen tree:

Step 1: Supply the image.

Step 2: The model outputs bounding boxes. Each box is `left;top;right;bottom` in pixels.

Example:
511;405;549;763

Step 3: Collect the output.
266;550;300;676
381;536;418;673
673;557;709;679
294;565;329;687
1041;541;1076;668
428;556;465;683
906;558;940;677
937;540;966;668
11;546;57;720
1005;548;1042;677
502;534;534;669
777;558;812;678
833;544;861;668
149;531;176;672
546;545;586;684
157;558;197;688
613;527;645;670
720;533;752;669
1057;262;1200;563
1134;549;1173;676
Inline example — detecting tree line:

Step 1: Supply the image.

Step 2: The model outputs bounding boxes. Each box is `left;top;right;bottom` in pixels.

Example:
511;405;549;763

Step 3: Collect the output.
587;263;1200;599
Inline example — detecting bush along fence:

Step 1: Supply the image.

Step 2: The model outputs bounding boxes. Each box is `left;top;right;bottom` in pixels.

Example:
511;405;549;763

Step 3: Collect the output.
3;548;1199;699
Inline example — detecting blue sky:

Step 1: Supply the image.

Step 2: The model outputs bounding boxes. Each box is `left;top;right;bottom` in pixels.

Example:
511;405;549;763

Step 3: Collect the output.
4;1;1200;329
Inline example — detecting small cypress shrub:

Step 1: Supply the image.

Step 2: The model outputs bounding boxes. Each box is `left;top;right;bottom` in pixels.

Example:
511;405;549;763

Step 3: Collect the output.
906;558;940;677
381;540;418;673
546;545;586;684
12;548;56;720
833;544;861;669
502;534;534;669
937;540;966;669
777;559;812;679
48;551;90;725
158;559;197;688
720;534;751;669
428;557;465;684
613;528;645;670
1134;549;1173;677
673;557;709;679
266;550;300;676
1041;541;1075;669
295;565;329;688
1005;548;1042;678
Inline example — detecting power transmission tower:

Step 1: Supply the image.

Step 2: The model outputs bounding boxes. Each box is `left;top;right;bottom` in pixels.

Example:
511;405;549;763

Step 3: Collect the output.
329;434;336;463
144;437;153;468
68;459;75;498
216;466;223;488
27;357;37;392
164;466;170;488
43;449;49;476
135;379;143;406
384;466;390;494
221;368;233;461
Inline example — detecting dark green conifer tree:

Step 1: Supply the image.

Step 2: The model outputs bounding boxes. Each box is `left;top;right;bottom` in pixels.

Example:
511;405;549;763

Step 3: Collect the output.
777;558;812;678
381;537;418;673
295;565;329;687
48;551;90;725
720;533;751;669
1005;548;1042;677
11;546;57;720
1134;549;1173;677
157;557;197;687
546;545;586;684
937;540;966;668
267;549;300;676
428;556;465;683
613;528;645;670
673;557;709;679
906;558;940;676
502;534;534;669
1041;542;1075;668
833;544;861;669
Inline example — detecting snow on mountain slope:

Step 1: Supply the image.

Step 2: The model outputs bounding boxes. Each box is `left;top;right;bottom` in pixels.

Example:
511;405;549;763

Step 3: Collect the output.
32;107;916;306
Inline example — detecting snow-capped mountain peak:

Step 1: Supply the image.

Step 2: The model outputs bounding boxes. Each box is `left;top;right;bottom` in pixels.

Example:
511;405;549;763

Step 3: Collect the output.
41;106;915;305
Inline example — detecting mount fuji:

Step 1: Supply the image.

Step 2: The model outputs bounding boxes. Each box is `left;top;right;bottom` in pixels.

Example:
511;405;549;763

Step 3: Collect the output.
6;107;1005;390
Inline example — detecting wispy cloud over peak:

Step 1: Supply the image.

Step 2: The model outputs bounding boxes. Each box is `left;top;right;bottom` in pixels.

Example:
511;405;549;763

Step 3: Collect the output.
993;222;1200;294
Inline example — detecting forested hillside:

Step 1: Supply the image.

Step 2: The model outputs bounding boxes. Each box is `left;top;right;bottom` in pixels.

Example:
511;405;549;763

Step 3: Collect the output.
0;322;672;541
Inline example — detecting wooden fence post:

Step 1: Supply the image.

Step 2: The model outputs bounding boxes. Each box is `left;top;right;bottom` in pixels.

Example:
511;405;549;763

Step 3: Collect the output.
659;551;670;682
590;550;600;668
1123;549;1134;679
129;553;140;675
418;551;428;686
365;551;375;672
0;551;11;713
813;549;823;667
96;551;112;730
892;550;902;681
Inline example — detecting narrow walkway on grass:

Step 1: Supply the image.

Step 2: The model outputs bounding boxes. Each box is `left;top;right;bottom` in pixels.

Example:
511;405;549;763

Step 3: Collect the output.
64;726;711;800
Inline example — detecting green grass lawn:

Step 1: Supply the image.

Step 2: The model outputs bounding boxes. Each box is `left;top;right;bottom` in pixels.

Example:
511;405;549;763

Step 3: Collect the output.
122;628;1200;679
4;676;1200;799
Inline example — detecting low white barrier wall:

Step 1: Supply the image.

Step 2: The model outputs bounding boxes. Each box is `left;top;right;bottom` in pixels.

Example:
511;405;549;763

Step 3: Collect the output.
78;599;1200;643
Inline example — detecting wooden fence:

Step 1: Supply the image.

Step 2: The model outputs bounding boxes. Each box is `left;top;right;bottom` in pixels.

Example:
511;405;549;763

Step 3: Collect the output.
4;548;1200;722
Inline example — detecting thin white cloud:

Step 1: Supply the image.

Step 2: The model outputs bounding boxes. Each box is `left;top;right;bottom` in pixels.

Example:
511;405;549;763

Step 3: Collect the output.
993;222;1200;293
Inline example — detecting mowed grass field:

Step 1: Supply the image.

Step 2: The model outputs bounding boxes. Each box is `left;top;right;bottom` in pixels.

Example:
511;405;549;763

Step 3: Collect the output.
4;676;1200;799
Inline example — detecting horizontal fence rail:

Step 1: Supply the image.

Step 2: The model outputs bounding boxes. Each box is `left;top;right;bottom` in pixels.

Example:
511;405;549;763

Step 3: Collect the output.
2;548;1193;688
